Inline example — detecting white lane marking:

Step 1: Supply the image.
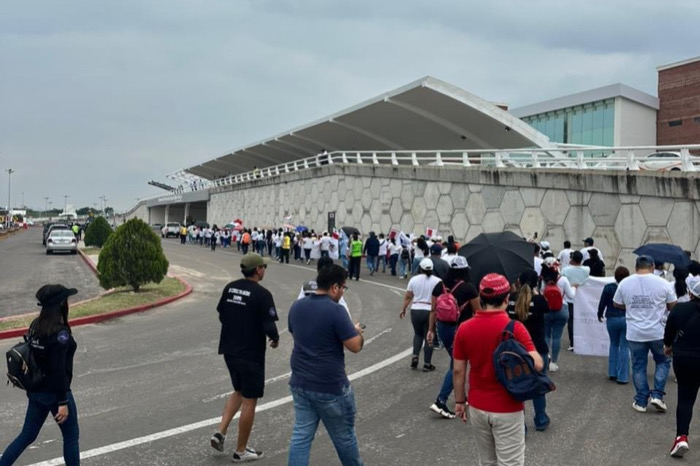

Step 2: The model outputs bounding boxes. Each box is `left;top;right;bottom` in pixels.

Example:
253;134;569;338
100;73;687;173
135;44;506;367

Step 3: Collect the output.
202;327;391;403
27;347;413;466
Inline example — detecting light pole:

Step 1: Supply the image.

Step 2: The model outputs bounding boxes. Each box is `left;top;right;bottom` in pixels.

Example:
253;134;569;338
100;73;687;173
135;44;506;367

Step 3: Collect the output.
5;169;14;227
44;197;49;219
63;195;69;216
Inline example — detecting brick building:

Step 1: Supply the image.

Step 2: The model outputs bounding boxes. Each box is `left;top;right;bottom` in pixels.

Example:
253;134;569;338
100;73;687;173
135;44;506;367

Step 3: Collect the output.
657;56;700;145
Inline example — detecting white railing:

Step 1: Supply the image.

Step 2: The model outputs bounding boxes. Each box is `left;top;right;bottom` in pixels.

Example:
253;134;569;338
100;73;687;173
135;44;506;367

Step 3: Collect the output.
168;144;700;192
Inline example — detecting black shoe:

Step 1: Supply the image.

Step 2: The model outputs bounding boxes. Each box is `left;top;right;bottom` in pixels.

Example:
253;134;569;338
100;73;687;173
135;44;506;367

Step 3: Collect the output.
210;432;225;452
429;400;456;419
423;364;436;372
411;356;419;369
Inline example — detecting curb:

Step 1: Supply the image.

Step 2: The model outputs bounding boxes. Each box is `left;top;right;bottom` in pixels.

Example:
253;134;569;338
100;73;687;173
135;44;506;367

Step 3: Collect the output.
77;247;99;274
0;251;193;341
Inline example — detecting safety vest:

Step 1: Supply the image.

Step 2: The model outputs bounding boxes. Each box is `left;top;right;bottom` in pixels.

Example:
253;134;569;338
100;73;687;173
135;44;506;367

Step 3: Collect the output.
351;240;363;257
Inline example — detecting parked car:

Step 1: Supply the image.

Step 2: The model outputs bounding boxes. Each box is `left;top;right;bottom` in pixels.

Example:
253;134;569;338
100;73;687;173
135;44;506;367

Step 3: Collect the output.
638;152;684;171
151;223;163;232
46;229;78;255
43;223;70;245
161;222;181;238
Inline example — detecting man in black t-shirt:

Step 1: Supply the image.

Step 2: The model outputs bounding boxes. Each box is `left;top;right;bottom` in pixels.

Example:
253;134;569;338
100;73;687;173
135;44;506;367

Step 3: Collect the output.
210;253;279;463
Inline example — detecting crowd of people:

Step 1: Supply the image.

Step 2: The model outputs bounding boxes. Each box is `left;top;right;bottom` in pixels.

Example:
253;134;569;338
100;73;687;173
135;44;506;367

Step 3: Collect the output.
7;226;700;466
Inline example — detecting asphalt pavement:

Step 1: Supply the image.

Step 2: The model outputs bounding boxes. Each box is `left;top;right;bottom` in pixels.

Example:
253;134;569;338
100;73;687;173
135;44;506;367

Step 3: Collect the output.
0;228;102;318
0;237;695;465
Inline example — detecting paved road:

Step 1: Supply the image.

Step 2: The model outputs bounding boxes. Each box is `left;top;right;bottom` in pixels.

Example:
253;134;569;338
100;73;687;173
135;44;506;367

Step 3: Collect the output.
0;238;694;465
0;228;102;318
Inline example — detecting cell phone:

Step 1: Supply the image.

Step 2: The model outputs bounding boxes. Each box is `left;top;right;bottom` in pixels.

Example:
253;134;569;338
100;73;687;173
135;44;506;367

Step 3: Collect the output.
358;323;366;329
534;232;538;239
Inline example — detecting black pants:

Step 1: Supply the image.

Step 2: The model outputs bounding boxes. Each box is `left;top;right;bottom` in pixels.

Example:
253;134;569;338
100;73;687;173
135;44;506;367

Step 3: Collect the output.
304;249;311;261
281;248;290;263
674;356;700;436
348;257;361;279
567;302;574;347
180;234;186;244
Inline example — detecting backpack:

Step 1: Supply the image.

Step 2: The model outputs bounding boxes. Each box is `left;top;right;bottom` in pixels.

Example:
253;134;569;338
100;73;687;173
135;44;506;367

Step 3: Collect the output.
6;334;45;391
542;280;563;311
435;281;467;323
493;320;556;402
401;247;410;260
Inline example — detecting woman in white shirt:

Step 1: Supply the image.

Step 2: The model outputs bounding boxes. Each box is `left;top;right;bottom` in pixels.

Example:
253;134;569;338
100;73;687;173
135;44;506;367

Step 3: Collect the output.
377;234;388;273
541;262;575;372
388;238;402;276
399;259;442;372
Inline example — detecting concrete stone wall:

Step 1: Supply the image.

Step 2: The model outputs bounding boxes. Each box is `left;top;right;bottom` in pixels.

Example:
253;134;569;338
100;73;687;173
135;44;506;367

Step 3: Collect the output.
205;164;700;271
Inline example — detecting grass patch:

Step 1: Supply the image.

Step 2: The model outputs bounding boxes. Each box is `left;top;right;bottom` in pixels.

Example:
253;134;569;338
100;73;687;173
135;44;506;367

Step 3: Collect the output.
80;247;102;255
0;277;185;332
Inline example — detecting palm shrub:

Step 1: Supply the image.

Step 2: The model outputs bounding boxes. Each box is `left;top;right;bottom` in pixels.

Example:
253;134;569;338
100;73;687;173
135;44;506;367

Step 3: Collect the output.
84;216;113;248
97;218;169;291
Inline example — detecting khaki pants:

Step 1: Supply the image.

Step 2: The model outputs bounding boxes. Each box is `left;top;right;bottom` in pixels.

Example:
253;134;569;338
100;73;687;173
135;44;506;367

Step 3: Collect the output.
469;406;525;466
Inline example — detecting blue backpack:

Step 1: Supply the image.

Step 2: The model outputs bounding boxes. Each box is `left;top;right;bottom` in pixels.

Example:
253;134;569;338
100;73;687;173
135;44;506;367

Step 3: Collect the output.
493;320;555;402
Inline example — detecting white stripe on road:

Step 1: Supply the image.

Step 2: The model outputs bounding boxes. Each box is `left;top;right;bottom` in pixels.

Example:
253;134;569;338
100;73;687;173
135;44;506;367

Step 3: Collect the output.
27;347;413;466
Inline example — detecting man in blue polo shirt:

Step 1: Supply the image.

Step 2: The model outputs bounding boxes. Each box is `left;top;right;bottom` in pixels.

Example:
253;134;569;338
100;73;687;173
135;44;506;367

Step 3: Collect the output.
287;265;365;466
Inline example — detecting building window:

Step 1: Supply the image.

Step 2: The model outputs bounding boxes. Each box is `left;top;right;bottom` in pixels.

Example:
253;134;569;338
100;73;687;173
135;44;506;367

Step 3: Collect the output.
694;117;700;124
669;120;683;127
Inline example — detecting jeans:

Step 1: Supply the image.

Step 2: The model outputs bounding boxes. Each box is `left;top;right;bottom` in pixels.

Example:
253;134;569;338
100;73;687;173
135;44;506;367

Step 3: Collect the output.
288;386;363;466
376;255;386;272
411;257;422;276
532;352;550;429
366;255;376;273
628;339;670;407
0;391;80;466
399;257;409;277
389;254;398;276
544;304;569;363
673;356;700;436
304;248;312;261
606;316;629;383
410;308;433;365
436;322;457;403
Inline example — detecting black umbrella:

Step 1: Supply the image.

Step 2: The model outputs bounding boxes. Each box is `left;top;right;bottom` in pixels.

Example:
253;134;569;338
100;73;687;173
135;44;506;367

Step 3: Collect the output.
458;231;534;287
633;243;691;267
341;226;360;237
193;220;210;228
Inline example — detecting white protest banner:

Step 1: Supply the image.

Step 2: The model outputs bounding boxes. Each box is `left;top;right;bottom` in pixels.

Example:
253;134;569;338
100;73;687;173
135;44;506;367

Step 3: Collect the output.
573;276;615;357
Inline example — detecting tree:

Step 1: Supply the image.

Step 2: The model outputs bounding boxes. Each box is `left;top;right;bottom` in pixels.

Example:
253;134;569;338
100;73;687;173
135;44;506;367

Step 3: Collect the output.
97;218;169;292
84;216;113;247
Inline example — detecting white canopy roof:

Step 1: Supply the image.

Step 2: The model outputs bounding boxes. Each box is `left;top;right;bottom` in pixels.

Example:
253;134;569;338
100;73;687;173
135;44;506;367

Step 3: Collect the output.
182;76;550;180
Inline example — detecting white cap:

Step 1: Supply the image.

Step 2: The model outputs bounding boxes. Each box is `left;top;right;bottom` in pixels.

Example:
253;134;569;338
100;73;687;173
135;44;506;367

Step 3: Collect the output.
688;277;700;298
540;241;550;250
419;258;433;271
449;256;469;269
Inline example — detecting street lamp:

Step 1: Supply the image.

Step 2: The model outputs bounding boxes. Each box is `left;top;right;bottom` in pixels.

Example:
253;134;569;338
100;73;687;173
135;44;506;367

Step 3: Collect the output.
5;169;14;227
44;197;49;219
63;195;69;215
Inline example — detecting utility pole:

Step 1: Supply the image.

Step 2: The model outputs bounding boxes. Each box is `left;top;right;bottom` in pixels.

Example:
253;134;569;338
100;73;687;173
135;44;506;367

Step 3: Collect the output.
63;195;69;216
5;169;14;227
44;197;49;219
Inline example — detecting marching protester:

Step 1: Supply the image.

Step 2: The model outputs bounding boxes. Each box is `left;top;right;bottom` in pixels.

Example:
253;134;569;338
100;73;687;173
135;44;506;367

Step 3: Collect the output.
453;274;543;466
400;258;442;371
348;233;363;281
426;256;479;419
507;269;552;431
287;265;364;465
298;257;350;315
542;260;575;372
597;266;631;384
613;255;676;413
211;253;279;463
0;285;80;466
664;280;700;458
561;251;589;351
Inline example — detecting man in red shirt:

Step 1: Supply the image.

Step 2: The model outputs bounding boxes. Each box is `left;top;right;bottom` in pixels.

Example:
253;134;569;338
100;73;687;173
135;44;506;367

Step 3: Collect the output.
453;273;543;466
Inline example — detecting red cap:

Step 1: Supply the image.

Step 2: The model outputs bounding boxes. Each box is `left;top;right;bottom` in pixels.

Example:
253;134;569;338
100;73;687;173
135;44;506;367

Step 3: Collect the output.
479;273;510;297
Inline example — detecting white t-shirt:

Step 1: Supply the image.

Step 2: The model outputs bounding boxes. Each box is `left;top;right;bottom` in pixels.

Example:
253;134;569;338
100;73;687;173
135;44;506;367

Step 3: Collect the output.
320;236;331;251
534;257;543;276
613;274;677;342
442;253;457;264
561;266;590;303
297;286;350;317
378;239;388;256
557;248;573;268
388;243;401;256
303;238;313;249
407;274;442;311
540;276;576;302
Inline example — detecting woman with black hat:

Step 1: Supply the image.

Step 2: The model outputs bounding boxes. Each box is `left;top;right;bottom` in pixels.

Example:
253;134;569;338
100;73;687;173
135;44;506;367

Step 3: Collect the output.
0;285;80;466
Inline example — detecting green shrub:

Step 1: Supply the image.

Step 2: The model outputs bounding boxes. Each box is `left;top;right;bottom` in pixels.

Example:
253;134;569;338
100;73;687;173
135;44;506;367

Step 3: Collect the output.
84;216;113;248
97;218;169;292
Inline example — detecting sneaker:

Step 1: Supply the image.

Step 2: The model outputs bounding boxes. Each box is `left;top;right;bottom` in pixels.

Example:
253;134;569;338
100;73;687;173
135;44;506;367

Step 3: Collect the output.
411;356;419;370
423;364;436;372
651;398;668;412
429;400;456;419
567;346;574;352
210;432;225;452
232;447;264;463
549;362;559;372
632;402;647;413
670;435;689;458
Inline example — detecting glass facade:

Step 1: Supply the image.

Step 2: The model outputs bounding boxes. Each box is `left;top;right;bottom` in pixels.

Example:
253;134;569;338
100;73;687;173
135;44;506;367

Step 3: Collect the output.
521;99;615;147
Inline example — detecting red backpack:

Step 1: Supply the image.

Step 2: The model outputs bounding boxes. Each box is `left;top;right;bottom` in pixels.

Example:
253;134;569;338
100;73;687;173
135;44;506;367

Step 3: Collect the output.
542;279;563;311
435;281;467;323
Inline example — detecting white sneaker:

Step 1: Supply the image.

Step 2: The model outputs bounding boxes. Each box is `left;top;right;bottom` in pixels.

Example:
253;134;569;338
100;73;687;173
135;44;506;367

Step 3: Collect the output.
650;398;668;412
549;362;559;372
232;446;264;462
632;402;647;413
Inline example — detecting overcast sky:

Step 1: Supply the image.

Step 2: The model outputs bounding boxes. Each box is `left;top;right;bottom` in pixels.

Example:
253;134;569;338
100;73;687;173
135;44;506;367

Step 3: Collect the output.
2;0;698;211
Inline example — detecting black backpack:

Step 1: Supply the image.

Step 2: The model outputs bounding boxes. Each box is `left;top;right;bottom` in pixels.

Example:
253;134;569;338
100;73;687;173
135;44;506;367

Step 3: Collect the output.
493;320;555;402
6;334;45;391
